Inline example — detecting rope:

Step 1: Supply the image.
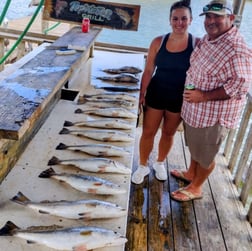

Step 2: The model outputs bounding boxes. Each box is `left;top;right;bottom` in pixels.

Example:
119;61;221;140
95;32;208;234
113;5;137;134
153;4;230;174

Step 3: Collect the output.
0;0;44;65
0;0;11;26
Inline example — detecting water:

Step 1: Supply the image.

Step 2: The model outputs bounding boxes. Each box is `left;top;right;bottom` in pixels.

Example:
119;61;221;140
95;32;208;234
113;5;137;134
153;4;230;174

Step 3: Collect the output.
1;0;252;48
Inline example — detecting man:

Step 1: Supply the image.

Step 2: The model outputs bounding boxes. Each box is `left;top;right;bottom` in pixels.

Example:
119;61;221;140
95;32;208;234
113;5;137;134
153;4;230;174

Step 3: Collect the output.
170;0;252;202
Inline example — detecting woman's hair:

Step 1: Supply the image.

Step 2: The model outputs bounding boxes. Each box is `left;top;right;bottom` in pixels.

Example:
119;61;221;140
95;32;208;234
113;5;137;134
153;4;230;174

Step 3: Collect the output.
170;0;192;18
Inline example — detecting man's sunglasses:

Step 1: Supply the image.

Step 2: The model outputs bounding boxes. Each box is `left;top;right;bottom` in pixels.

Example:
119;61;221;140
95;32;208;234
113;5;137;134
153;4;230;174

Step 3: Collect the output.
203;3;232;14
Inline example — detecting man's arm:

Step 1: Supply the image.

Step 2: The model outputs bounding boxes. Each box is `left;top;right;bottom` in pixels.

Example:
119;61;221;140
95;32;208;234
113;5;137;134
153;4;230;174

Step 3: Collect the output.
183;86;230;103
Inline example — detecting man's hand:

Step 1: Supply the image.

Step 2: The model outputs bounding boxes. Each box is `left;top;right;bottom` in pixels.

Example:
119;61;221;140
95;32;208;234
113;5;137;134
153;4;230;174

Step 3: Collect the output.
183;89;205;103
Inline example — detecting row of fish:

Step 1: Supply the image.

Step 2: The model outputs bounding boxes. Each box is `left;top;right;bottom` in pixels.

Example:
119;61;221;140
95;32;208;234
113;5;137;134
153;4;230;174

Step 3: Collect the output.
0;88;141;250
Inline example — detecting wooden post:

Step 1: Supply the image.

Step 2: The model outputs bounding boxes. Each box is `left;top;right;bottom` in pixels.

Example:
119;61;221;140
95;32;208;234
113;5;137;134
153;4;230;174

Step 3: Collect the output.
0;37;4;71
233;0;247;28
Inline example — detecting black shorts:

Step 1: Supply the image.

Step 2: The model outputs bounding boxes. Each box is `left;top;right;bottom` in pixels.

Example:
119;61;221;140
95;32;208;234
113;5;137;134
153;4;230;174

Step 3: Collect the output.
145;89;183;113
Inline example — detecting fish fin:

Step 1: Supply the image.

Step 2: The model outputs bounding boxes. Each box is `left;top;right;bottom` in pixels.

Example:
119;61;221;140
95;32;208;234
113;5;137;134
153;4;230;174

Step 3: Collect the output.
102;137;110;142
38;168;56;178
27;240;37;244
47;156;60;165
59;128;70;134
73;244;88;251
10;191;30;205
77;96;87;105
56;143;68;150
75;108;84;114
63;120;74;126
0;221;19;236
38;210;50;214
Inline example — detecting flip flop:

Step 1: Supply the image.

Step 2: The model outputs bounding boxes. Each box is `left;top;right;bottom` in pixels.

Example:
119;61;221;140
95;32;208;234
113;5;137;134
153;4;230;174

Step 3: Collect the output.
170;188;203;202
170;169;191;183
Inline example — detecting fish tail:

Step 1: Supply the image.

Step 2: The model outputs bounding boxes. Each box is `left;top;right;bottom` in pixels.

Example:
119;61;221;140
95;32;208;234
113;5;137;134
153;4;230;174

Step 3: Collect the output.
63;120;74;127
59;128;70;135
56;143;68;150
77;96;88;105
0;221;19;236
38;168;56;178
75;108;84;114
10;191;30;205
47;156;60;165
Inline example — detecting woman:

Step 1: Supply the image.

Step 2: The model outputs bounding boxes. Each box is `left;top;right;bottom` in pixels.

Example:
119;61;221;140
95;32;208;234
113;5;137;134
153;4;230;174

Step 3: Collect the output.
132;0;199;184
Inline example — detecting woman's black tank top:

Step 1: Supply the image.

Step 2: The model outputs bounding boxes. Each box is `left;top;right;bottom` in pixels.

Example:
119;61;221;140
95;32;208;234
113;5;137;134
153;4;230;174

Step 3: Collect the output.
146;33;194;110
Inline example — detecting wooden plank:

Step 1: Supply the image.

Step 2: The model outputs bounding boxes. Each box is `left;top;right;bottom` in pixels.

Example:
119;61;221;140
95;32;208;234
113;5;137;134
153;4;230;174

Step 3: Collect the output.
181;136;227;251
168;132;201;251
0;27;59;43
49;26;101;51
209;154;252;251
0;27;101;140
126;127;148;251
146;130;173;251
43;0;141;31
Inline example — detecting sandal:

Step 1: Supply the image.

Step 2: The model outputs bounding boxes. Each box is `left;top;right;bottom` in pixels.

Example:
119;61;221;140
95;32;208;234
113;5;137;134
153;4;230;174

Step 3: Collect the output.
170;169;191;183
170;188;203;202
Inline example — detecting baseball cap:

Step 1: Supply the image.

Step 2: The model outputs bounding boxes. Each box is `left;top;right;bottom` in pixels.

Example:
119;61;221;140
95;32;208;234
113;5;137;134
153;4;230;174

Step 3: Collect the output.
199;0;233;16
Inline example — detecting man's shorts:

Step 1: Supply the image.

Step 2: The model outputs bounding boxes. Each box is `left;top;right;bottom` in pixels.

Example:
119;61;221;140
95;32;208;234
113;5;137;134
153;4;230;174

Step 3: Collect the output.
184;122;230;168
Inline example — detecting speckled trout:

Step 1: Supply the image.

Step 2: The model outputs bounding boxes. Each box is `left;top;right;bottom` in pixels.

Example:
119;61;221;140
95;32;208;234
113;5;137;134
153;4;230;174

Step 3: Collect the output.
48;156;131;174
0;221;127;250
81;92;137;102
102;66;142;74
59;128;134;142
11;191;127;219
75;107;138;119
56;142;129;157
77;97;136;108
39;168;126;195
63;118;134;130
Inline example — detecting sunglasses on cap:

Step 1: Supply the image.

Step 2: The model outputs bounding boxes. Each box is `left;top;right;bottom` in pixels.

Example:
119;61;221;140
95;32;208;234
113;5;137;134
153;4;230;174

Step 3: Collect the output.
203;3;232;13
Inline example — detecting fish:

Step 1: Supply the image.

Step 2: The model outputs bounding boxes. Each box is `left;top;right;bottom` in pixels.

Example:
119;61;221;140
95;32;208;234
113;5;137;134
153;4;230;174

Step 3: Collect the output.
115;8;132;27
48;156;131;174
63;118;134;130
0;221;127;250
102;66;142;74
59;128;134;142
75;107;138;119
96;73;139;83
81;92;137;102
56;142;129;157
77;97;136;108
39;168;126;195
11;191;127;219
96;86;140;92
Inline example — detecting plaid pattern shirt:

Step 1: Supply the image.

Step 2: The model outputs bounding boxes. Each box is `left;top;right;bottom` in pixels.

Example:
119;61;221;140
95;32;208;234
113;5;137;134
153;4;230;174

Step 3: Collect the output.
181;26;252;129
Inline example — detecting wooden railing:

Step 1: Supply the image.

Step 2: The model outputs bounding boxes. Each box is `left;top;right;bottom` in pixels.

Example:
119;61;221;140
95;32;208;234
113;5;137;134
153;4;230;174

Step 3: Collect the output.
223;90;252;224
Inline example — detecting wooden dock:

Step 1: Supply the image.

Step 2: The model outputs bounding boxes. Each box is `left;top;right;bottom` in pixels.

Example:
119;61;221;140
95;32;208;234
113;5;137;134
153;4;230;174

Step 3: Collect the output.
126;128;252;251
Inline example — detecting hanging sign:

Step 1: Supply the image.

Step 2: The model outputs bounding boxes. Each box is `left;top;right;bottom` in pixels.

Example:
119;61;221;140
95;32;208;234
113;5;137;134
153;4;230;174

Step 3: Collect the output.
43;0;141;31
